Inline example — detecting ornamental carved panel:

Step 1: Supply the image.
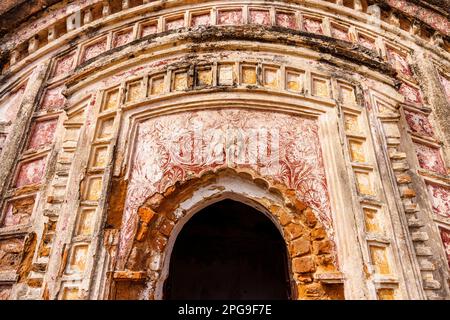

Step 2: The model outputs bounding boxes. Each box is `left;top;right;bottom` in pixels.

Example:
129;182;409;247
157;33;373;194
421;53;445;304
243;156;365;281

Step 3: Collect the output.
119;109;332;261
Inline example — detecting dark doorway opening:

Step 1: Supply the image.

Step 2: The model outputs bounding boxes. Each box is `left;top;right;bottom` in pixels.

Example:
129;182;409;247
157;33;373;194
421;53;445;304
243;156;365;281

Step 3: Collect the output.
163;199;292;300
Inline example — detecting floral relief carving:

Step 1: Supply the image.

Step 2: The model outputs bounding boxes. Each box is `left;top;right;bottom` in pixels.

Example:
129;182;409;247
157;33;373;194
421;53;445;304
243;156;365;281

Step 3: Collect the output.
404;110;434;137
399;83;422;104
40;86;66;111
119;109;333;262
27;119;58;150
141;24;157;37
15;157;47;188
439;74;450;102
303;18;323;34
427;183;450;219
113;30;133;48
166;18;185;31
414;143;446;175
192;14;211;27
439;228;450;269
276;13;297;29
52;52;75;78
81;38;107;63
332;26;349;41
387;49;412;77
0;286;11;300
218;10;243;25
0;85;25;123
2;196;35;227
358;35;376;51
249;10;270;26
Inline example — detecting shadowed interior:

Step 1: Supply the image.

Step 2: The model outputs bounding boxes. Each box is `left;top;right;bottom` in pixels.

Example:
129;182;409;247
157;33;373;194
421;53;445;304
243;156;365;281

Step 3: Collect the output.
164;199;292;300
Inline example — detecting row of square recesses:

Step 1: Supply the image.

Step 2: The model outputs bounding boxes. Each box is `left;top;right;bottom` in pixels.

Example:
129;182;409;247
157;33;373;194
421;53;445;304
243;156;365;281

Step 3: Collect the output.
343;107;399;299
361;194;397;293
61;166;105;282
370;92;450;295
377;87;450;276
398;85;450;271
0;98;86;231
343;108;380;202
59;138;112;288
0;149;50;229
396;76;447;272
0;112;60;230
58;161;108;287
59;103;117;284
8;0;445;79
72;7;333;68
97;63;360;109
47;3;412;81
64;114;108;277
59;126;114;296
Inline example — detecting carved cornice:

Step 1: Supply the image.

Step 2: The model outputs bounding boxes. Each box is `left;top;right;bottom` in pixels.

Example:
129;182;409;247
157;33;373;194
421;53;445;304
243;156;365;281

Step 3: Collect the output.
0;0;449;40
377;0;450;17
0;0;62;37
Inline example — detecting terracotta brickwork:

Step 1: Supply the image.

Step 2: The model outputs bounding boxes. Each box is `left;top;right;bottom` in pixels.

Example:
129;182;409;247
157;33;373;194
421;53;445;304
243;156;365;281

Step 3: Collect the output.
0;0;449;300
113;169;342;300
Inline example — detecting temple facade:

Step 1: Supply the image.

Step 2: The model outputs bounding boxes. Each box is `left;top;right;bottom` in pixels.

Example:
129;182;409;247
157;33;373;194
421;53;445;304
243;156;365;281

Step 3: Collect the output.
0;0;449;300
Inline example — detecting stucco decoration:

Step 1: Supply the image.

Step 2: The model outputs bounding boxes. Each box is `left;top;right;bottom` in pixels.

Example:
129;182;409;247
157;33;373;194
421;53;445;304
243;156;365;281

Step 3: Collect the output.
0;285;11;300
386;0;450;36
40;86;66;111
439;74;450;102
399;83;422;104
414;143;446;175
52;52;76;78
332;26;350;41
427;183;450;219
303;18;323;34
81;37;107;63
119;109;332;263
404;110;434;137
218;10;243;25
166;17;184;31
387;49;412;77
439;228;450;269
15;157;47;188
249;10;270;26
113;30;133;48
358;35;376;51
191;13;211;27
27;119;57;150
0;85;25;123
276;12;297;29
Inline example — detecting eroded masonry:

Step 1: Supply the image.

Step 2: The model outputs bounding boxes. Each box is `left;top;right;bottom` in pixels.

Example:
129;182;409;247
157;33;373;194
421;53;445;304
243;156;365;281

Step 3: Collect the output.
0;0;450;300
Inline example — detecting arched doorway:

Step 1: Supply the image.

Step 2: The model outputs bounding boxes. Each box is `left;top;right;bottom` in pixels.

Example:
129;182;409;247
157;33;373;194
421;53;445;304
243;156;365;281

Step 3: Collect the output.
163;199;292;300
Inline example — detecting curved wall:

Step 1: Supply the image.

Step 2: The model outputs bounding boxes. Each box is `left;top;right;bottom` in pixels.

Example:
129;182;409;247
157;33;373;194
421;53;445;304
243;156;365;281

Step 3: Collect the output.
0;0;449;300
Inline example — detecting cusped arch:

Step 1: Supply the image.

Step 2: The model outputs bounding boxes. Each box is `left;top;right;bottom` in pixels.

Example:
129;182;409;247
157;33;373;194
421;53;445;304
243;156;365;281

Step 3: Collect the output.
112;168;344;300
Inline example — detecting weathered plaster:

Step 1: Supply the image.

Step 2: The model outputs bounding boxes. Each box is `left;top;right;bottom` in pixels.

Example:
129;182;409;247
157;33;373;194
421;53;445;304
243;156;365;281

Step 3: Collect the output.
0;0;449;300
